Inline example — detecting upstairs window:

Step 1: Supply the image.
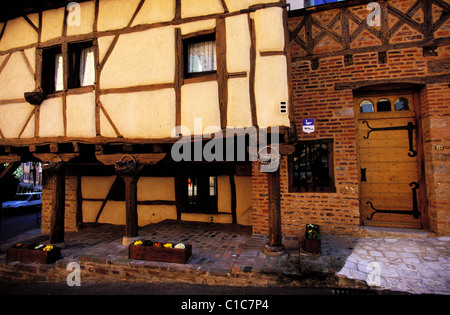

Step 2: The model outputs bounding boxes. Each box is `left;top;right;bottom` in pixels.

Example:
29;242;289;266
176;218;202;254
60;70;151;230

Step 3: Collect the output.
68;41;95;89
183;33;216;79
42;46;63;94
290;139;335;192
41;41;94;94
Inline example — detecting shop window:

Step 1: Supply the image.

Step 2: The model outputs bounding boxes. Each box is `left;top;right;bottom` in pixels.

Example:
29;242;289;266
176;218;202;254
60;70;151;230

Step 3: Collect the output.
183;33;216;79
182;175;218;213
41;41;94;94
290;139;335;192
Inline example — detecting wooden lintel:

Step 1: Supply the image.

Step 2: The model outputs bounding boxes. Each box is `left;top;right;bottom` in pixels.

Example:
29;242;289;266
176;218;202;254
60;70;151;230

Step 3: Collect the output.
33;153;79;163
95;153;166;166
0;155;20;163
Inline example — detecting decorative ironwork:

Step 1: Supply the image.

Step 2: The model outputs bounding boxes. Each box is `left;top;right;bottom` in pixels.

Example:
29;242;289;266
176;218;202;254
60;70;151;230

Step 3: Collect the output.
362;120;417;157
366;182;420;220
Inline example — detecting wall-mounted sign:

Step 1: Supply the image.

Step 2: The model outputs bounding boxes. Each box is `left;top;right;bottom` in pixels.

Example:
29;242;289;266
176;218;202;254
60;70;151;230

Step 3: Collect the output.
302;118;315;133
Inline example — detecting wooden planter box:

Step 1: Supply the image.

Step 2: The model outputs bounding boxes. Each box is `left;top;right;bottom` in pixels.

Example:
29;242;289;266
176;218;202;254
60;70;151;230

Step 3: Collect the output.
6;247;61;264
305;239;321;254
129;244;192;264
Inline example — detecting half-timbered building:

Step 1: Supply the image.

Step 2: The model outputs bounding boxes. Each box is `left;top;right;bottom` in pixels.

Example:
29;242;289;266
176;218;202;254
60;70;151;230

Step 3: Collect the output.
0;0;293;254
0;0;449;258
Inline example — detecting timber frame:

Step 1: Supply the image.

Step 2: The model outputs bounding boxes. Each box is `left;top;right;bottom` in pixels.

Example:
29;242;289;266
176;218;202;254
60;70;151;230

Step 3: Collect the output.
0;0;296;160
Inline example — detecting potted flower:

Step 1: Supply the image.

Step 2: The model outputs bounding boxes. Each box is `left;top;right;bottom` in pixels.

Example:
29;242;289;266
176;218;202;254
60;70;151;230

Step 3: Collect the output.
7;243;61;264
304;224;321;254
129;240;192;264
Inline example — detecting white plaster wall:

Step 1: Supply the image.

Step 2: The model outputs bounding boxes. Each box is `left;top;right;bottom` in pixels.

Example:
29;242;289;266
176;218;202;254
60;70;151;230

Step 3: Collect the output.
226;14;251;73
181;0;224;18
66;92;96;138
0;17;37;51
138;177;175;201
39;97;65;137
227;77;252;128
132;0;175;26
41;7;65;43
254;7;285;52
179;19;216;35
181;81;221;135
100;26;175;89
100;88;176;138
0;51;35;100
66;1;95;37
97;0;142;31
254;55;290;127
0;102;34;138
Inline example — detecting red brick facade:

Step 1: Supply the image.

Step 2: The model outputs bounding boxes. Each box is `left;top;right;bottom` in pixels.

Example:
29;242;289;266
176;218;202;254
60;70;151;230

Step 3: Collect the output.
250;0;450;237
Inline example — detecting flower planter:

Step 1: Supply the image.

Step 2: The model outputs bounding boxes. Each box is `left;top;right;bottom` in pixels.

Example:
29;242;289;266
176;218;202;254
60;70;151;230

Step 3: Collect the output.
304;239;321;254
6;247;61;264
129;244;192;264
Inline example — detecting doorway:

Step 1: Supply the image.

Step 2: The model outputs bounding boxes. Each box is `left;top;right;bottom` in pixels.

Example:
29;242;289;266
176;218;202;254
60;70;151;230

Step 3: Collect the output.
355;90;424;228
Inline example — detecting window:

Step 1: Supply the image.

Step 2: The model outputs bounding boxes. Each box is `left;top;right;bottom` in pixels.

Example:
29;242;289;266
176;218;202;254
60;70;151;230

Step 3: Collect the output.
377;98;391;112
360;100;374;113
42;45;63;94
41;41;94;94
182;175;217;213
394;98;409;111
68;41;95;89
183;33;216;78
290;140;335;192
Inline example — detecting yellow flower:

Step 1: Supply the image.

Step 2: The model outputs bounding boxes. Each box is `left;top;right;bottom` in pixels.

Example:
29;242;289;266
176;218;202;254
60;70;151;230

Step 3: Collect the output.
43;245;53;252
163;243;172;248
134;240;143;246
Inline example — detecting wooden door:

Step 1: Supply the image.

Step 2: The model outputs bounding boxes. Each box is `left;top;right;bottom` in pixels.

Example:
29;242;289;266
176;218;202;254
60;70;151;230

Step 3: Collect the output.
355;92;422;228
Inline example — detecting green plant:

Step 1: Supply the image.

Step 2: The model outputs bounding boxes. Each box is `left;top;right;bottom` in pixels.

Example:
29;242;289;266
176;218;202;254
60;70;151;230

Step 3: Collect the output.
305;224;321;241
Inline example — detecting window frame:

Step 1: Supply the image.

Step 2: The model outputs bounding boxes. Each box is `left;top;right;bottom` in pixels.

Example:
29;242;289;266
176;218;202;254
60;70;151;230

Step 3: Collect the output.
40;40;95;95
182;31;217;80
289;139;335;193
181;175;218;214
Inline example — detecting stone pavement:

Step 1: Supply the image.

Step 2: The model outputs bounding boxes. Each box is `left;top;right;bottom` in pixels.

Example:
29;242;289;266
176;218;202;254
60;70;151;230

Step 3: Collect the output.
0;220;449;294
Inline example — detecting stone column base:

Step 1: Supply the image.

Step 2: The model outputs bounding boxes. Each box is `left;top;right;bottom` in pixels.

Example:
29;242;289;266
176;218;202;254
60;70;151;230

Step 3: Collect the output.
264;243;285;256
122;236;140;246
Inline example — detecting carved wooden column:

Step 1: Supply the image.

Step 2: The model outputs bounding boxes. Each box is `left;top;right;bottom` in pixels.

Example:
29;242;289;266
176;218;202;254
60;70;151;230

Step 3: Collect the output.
115;155;142;245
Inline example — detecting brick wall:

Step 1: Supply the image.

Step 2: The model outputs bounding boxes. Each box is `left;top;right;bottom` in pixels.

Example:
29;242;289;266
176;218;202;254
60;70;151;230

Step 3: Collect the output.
260;0;450;237
41;173;79;235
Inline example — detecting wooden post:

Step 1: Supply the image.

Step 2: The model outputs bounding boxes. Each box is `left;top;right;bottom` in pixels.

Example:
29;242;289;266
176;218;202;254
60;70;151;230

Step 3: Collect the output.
123;175;139;242
48;166;65;245
264;168;285;256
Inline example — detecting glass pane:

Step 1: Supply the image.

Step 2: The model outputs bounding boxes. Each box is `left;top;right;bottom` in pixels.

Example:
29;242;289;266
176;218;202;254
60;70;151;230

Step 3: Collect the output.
209;176;216;196
79;46;95;86
394;97;409;111
187;40;216;73
54;53;64;91
377;98;391;112
360;100;374;113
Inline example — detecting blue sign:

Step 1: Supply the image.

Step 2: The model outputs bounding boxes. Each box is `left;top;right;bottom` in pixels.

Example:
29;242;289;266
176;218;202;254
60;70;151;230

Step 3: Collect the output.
302;119;315;133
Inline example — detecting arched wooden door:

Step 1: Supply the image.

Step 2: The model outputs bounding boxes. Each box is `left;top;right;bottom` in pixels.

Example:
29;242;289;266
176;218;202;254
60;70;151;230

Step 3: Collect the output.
355;91;422;228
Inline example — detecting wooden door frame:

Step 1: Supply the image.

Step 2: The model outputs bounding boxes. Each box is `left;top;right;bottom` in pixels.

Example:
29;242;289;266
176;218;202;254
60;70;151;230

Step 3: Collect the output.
353;87;429;229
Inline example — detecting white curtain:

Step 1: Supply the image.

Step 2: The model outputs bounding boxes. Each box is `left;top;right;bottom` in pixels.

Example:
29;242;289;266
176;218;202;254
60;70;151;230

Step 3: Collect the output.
188;41;216;73
54;53;64;91
79;46;95;86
